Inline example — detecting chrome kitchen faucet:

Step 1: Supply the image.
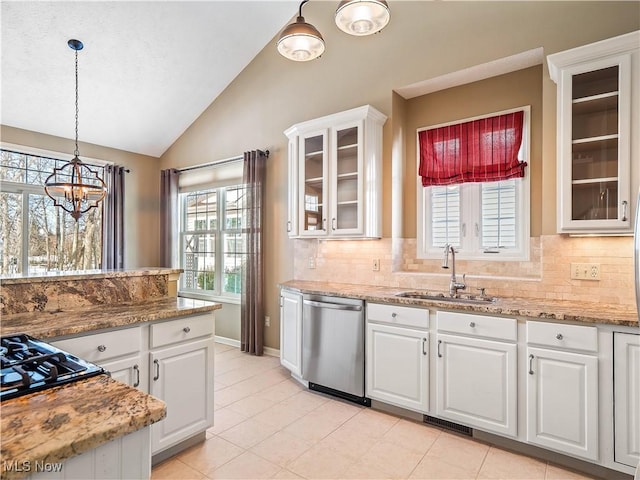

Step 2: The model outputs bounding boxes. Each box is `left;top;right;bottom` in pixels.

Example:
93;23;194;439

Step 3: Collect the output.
442;243;466;297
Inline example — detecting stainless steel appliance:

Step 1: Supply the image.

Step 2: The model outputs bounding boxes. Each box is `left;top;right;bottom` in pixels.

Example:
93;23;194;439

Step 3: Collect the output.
301;294;369;405
0;333;104;401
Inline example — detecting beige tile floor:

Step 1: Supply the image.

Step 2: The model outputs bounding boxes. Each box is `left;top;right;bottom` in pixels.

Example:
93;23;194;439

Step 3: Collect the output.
152;343;599;480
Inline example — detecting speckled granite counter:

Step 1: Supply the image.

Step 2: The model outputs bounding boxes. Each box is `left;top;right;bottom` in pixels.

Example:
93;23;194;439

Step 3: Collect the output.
1;374;166;480
280;280;639;327
0;296;222;339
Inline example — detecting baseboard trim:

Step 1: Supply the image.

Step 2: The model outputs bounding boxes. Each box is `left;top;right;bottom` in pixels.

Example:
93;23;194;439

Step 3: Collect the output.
214;335;280;358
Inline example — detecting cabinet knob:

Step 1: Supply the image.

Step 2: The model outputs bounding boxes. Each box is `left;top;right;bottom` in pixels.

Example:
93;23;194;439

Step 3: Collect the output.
469;322;476;328
97;345;107;352
183;326;191;333
556;333;563;340
391;312;397;318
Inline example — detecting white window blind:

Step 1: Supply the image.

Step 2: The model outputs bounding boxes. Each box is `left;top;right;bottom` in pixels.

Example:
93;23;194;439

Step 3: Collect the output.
481;180;517;250
431;186;460;248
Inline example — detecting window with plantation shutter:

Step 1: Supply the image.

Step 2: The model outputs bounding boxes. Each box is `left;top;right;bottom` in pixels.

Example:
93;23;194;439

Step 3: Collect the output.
417;107;530;261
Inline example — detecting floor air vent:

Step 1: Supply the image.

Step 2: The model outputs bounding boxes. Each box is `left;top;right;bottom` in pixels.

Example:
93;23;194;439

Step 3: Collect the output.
423;415;472;436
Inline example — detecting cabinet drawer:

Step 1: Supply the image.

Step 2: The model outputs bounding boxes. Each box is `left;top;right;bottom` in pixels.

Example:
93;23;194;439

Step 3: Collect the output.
367;303;429;329
437;311;517;342
150;313;214;349
53;327;141;363
526;321;597;353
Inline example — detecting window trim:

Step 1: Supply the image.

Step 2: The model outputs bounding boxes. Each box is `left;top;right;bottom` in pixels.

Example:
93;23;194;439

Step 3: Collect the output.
416;106;531;261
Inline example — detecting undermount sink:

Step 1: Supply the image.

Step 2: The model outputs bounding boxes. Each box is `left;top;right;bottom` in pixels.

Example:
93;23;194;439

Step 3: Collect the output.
395;291;496;304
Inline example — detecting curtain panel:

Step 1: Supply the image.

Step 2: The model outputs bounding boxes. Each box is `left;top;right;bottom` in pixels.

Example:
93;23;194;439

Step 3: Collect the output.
241;150;267;356
160;169;180;268
101;165;126;269
419;110;526;187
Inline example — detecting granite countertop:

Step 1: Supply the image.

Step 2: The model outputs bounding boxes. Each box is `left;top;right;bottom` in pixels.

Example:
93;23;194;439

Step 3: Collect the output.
1;375;166;480
0;268;183;285
0;296;222;339
280;280;639;327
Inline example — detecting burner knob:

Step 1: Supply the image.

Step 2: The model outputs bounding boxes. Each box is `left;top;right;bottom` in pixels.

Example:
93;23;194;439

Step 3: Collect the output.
97;345;107;352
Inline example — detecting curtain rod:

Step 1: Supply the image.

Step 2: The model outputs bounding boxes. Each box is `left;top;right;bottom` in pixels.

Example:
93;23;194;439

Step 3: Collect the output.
177;149;269;173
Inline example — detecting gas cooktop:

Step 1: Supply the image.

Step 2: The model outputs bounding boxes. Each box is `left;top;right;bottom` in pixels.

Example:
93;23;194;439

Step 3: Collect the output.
1;333;104;401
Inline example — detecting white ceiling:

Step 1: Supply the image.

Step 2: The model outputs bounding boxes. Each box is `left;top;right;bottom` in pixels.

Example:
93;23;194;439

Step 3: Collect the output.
1;1;299;157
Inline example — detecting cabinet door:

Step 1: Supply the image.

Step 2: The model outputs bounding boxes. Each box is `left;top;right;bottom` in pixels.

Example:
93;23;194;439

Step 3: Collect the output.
149;338;214;454
280;289;302;377
554;53;632;232
614;332;640;467
298;129;328;237
526;347;598;460
329;120;364;236
366;323;428;412
102;355;144;391
436;334;517;437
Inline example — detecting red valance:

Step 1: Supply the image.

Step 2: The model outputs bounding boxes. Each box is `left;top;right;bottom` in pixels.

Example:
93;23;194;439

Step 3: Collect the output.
418;110;527;187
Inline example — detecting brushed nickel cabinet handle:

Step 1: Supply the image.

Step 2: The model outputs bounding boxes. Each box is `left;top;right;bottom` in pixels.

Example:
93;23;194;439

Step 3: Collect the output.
133;365;140;388
622;200;628;222
422;338;427;356
437;340;443;358
528;354;535;375
153;359;160;381
287;220;292;232
332;218;337;230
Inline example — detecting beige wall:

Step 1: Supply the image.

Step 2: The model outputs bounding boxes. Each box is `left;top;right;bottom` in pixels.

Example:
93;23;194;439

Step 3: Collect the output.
0;125;161;268
401;65;543;238
160;2;638;350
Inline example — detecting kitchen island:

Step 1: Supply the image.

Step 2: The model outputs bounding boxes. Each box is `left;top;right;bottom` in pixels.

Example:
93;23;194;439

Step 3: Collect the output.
0;268;222;480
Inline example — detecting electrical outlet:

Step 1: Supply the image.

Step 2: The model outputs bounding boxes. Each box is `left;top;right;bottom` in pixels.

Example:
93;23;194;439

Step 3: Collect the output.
264;316;270;327
308;256;316;269
570;263;601;281
373;258;380;271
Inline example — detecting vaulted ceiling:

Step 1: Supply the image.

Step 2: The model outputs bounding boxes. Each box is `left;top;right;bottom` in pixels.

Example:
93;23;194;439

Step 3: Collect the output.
1;1;298;157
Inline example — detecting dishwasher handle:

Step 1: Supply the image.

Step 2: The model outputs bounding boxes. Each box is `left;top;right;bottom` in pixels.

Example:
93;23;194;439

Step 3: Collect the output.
303;299;363;311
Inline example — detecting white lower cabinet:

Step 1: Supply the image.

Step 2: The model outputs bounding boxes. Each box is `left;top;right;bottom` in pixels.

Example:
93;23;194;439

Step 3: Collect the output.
149;338;214;454
614;332;640;468
526;342;599;460
366;322;429;412
366;303;429;412
280;288;303;376
436;312;518;437
51;312;216;458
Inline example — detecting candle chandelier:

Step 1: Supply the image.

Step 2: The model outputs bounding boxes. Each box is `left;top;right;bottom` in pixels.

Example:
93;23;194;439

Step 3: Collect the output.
44;39;107;221
277;0;390;62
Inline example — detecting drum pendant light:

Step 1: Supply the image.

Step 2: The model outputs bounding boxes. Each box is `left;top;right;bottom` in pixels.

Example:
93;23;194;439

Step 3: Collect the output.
276;0;325;62
335;0;390;36
44;39;107;221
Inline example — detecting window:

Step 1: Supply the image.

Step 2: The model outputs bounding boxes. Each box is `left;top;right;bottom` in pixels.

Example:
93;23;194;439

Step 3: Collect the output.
417;107;530;260
0;148;104;275
179;184;247;299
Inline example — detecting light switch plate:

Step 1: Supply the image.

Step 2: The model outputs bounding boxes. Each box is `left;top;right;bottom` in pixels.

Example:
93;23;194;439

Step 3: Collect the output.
570;263;601;281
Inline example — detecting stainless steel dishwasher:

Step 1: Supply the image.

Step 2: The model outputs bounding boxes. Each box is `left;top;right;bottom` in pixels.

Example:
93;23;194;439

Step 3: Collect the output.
301;294;370;406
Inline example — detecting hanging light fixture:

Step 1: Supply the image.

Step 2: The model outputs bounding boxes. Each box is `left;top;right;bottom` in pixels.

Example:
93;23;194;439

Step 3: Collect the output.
335;0;390;36
45;39;107;221
276;0;325;62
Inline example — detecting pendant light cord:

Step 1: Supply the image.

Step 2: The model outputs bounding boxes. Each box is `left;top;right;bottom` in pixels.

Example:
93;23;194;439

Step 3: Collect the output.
74;48;79;158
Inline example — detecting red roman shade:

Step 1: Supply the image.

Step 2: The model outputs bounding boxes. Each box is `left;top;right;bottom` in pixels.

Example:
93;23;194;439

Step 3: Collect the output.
418;110;527;187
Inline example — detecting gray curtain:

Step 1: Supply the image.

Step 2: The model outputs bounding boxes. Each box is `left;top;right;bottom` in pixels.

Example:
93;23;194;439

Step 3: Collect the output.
160;169;180;267
102;165;126;269
241;150;267;355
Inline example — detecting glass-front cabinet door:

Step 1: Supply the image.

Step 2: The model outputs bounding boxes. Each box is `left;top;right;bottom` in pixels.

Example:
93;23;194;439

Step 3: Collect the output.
330;121;363;236
299;130;328;236
548;32;637;233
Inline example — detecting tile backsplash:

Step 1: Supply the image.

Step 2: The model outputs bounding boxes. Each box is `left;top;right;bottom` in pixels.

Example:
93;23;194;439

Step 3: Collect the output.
293;234;634;306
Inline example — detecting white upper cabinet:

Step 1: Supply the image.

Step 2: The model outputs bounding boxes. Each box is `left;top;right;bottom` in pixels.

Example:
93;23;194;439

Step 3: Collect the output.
548;31;639;233
285;105;387;239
